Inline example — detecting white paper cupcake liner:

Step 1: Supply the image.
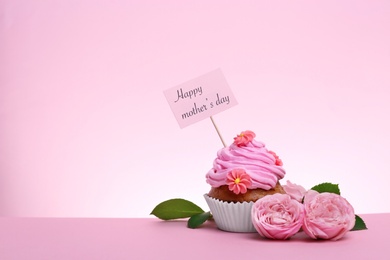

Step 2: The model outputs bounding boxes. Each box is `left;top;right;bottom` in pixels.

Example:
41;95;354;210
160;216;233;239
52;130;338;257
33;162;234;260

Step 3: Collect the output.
204;194;256;233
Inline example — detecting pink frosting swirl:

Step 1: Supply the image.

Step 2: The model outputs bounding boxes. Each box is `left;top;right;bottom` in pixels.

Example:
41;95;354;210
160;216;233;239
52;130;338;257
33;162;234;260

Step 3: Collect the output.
206;133;286;191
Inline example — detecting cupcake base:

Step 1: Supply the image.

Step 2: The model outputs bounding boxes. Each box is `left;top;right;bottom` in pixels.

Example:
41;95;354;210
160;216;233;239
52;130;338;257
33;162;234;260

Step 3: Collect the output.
204;194;256;233
207;182;285;203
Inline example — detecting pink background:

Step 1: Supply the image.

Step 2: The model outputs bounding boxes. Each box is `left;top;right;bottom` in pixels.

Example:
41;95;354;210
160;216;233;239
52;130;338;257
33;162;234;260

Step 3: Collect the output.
1;0;389;217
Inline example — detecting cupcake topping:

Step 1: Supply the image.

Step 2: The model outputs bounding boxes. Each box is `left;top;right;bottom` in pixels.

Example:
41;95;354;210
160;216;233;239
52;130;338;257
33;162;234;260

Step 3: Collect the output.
233;130;256;146
206;130;286;191
226;169;252;194
268;151;283;166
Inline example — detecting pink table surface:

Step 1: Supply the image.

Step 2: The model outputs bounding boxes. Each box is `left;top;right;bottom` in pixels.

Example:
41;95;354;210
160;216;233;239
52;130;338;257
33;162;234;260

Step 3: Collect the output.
0;213;389;260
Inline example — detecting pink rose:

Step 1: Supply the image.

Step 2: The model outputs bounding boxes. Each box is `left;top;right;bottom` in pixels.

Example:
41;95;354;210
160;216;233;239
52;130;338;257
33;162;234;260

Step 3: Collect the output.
251;194;304;240
302;190;355;240
283;180;307;202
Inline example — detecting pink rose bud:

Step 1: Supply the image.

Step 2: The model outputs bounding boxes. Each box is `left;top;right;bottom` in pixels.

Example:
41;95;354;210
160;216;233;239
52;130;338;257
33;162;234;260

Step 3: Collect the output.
302;190;356;240
282;180;307;202
251;194;304;240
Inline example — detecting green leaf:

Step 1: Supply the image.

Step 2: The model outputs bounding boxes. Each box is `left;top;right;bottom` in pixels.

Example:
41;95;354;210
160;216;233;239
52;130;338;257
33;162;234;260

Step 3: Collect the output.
187;211;212;229
310;182;340;195
351;214;368;231
150;198;205;220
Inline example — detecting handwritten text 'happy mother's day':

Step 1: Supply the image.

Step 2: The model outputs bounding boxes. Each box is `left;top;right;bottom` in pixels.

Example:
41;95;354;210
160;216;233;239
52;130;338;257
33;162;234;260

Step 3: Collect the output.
164;69;237;128
175;87;230;120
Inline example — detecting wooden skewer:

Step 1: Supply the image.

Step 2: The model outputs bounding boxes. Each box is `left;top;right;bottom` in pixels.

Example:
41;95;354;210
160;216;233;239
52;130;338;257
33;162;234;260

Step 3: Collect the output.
210;116;226;147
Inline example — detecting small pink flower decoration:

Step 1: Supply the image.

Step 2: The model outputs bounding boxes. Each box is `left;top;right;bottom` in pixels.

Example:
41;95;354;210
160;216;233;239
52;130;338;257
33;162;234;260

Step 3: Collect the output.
251;194;304;240
302;190;355;240
283;180;307;203
268;151;283;166
226;169;252;194
233;130;256;146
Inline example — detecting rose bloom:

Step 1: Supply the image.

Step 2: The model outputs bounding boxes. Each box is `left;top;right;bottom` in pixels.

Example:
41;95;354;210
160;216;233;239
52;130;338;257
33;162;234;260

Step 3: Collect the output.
251;194;304;240
283;180;307;203
302;190;355;240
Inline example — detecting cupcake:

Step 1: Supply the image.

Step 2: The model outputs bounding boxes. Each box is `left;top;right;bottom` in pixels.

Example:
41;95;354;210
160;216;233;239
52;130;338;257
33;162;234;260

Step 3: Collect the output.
204;130;286;232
